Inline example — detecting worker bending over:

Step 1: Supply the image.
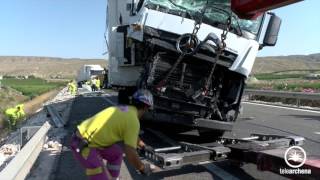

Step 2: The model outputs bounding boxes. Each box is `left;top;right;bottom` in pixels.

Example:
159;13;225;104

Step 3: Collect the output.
70;89;154;180
4;104;25;129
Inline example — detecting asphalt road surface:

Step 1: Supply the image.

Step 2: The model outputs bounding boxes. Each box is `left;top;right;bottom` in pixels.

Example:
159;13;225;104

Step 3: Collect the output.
51;92;320;180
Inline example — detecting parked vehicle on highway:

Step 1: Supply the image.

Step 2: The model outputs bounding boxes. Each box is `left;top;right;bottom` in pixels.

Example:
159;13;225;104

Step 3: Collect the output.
106;0;282;137
76;64;105;87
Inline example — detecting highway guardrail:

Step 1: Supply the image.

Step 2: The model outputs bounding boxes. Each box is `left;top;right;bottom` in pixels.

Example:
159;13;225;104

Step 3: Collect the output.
0;122;51;180
244;89;320;106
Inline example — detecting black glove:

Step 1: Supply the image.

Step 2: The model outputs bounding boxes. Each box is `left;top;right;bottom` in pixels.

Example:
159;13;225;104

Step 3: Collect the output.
140;163;152;176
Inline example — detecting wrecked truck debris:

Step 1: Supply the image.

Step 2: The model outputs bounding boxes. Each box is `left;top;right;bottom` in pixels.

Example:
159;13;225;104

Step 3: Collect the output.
106;0;281;138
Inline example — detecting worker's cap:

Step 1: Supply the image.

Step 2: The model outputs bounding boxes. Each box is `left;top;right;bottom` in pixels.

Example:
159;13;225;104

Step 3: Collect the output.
132;89;154;109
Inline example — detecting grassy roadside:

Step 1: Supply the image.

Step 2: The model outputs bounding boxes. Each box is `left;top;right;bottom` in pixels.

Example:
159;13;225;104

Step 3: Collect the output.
0;88;61;144
0;88;61;142
0;77;66;138
0;86;29;126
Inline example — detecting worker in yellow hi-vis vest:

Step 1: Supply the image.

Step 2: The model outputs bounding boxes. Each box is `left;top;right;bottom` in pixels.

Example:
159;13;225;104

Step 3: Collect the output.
67;80;73;93
95;77;101;91
68;80;77;95
70;90;155;179
4;104;25;129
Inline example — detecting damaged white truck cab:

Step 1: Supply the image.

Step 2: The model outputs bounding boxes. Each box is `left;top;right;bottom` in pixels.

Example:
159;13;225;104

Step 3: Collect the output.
106;0;281;136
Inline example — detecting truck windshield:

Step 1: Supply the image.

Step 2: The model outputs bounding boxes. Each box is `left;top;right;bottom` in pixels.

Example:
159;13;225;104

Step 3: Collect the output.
145;0;263;35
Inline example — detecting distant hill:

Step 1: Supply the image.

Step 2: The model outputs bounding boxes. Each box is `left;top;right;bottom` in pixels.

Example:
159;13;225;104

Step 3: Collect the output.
0;56;106;79
253;53;320;74
1;54;320;78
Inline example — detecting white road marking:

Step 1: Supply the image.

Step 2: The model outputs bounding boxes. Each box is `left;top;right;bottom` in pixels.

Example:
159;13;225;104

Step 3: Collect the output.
202;163;240;180
314;132;320;135
243;102;320;114
104;94;112;97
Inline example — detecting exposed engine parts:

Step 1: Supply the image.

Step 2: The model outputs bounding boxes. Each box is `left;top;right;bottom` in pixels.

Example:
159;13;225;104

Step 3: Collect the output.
108;1;283;137
132;12;245;126
135;30;244;124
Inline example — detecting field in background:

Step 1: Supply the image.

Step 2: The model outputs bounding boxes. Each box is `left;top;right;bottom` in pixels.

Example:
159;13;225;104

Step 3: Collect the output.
249;54;320;91
247;69;320;92
247;80;320;92
0;56;101;131
2;77;66;98
0;77;63;135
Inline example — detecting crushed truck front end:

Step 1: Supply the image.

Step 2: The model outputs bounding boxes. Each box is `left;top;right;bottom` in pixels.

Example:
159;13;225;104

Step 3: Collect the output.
106;0;279;137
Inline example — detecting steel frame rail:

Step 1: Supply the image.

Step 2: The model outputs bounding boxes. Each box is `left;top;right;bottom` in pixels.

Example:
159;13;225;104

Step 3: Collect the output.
139;130;320;179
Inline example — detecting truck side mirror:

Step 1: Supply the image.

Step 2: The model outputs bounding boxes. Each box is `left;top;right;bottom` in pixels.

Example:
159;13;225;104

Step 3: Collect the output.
127;2;135;16
263;13;281;46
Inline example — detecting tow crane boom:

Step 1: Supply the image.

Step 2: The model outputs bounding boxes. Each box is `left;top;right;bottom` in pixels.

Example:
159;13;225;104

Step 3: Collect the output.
231;0;304;19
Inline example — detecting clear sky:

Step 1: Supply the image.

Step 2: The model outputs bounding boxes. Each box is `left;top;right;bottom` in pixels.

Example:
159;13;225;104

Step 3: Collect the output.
258;0;320;56
0;0;318;59
0;0;107;59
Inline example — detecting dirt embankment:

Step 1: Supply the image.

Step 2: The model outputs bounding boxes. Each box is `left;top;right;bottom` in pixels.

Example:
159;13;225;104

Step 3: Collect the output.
0;87;62;142
24;88;62;115
0;87;28;120
0;87;61;127
253;53;320;74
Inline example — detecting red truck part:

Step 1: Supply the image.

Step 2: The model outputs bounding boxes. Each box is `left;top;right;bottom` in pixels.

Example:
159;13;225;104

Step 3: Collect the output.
231;0;303;19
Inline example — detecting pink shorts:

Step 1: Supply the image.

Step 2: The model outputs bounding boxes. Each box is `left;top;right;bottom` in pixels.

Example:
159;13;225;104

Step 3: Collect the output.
70;134;123;180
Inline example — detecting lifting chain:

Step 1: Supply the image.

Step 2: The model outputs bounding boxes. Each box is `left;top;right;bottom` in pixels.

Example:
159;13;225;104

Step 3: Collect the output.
202;16;232;120
220;16;232;51
158;10;206;88
192;21;201;36
191;6;206;37
204;16;232;93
